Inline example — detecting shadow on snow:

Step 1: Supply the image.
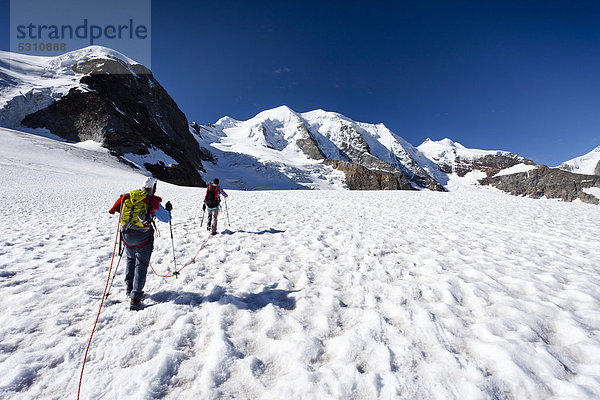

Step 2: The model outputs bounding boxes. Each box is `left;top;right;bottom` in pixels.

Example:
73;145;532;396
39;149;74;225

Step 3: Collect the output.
221;228;285;235
149;285;298;310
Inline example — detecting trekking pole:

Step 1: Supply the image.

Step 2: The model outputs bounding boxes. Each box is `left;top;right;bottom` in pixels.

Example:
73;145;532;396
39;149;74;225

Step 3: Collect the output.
169;221;179;278
105;234;124;299
200;208;205;227
224;197;230;227
105;251;123;299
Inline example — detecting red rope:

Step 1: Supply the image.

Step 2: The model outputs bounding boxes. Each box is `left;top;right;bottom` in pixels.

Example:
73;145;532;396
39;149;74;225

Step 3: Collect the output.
78;208;211;398
77;210;121;399
150;232;212;278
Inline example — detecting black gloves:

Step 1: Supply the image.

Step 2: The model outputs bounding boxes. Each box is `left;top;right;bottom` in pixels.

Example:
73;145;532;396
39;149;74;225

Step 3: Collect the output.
202;204;206;211
165;201;173;211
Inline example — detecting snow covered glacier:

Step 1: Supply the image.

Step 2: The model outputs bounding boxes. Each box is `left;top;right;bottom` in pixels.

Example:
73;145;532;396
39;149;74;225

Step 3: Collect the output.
1;127;599;399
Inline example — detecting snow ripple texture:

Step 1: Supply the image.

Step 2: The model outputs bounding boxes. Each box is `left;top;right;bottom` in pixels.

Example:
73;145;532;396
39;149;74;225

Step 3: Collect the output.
1;130;600;399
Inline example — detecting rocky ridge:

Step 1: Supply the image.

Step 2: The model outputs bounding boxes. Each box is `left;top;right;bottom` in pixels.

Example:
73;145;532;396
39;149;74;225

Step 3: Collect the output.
417;138;535;177
1;47;208;187
481;166;600;204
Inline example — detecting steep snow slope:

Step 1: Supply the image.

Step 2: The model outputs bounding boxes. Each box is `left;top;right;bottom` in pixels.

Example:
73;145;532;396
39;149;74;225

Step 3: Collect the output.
193;119;347;190
301;109;444;184
0;126;139;179
558;146;600;175
1;128;600;399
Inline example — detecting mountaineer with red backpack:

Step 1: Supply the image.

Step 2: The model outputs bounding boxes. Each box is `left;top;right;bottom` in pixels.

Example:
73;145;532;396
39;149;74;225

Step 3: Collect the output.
108;177;172;310
203;178;228;235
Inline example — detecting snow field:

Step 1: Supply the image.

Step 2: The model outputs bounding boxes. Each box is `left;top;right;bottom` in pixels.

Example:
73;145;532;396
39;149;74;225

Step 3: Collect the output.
1;130;600;399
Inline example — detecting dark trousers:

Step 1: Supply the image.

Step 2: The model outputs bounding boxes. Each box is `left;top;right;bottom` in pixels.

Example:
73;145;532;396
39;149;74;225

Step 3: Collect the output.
123;231;153;300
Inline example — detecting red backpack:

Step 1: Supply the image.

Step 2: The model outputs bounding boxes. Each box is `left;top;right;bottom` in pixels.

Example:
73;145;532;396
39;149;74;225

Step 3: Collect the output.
205;184;220;208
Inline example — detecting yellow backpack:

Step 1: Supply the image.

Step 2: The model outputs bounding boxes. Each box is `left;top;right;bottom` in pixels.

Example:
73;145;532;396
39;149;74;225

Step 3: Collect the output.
120;189;152;232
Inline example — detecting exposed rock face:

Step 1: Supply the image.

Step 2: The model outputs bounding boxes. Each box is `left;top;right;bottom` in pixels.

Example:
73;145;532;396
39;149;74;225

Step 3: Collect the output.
190;121;201;135
595;161;600;176
304;124;444;191
480;166;600;204
418;139;535;179
438;153;535;177
296;125;444;191
206;106;448;191
295;121;426;190
324;160;414;190
21;57;208;187
295;121;326;160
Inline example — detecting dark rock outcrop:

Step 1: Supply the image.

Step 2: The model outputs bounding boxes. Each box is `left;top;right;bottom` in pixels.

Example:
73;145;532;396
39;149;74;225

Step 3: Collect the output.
437;152;535;177
295;121;326;160
324;160;414;190
21;56;208;187
336;125;445;191
190;121;201;135
480;166;600;204
296;123;444;191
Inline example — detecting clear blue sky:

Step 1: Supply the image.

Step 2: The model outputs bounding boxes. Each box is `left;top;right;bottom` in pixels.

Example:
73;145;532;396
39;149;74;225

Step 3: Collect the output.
2;1;600;165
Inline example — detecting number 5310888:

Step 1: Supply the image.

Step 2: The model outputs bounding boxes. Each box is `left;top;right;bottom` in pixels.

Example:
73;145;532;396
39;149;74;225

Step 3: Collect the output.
18;43;67;51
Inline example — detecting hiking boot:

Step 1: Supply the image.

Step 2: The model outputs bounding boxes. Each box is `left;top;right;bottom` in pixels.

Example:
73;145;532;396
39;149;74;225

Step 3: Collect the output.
207;223;211;231
126;284;133;297
130;298;141;311
211;230;217;236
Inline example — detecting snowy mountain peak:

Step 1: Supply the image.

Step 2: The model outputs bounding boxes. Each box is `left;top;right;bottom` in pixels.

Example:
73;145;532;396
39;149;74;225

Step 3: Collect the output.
251;105;303;124
418;138;534;179
300;108;353;123
0;45;139;80
214;116;238;129
199;106;446;191
42;45;140;70
558;145;600;175
418;138;512;162
0;46;144;128
420;138;465;150
1;46;207;187
61;45;139;65
440;138;465;148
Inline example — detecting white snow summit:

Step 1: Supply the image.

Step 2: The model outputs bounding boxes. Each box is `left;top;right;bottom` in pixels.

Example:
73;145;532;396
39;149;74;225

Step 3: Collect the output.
558;146;600;175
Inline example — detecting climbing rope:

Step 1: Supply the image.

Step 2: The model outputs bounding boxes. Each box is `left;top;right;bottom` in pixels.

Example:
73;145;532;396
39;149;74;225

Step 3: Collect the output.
77;208;122;400
78;206;212;399
149;232;212;278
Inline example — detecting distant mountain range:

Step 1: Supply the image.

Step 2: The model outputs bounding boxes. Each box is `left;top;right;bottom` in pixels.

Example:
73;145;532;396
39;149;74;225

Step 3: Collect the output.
1;46;599;204
192;106;446;191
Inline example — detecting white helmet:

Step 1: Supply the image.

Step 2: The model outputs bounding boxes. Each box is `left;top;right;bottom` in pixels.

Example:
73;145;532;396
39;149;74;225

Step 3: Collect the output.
142;177;157;190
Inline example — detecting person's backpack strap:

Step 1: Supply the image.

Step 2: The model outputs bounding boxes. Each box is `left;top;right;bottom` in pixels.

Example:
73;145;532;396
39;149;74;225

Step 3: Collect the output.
120;190;152;232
